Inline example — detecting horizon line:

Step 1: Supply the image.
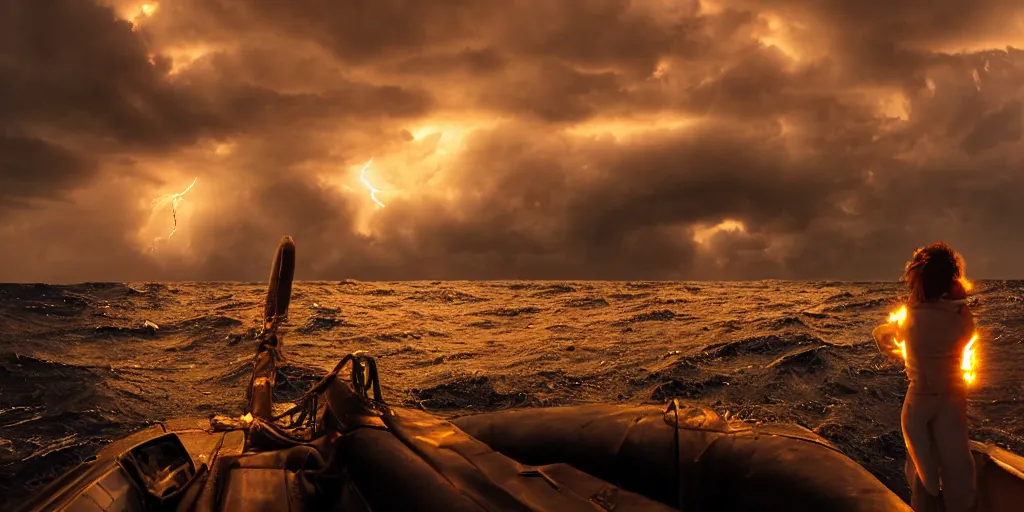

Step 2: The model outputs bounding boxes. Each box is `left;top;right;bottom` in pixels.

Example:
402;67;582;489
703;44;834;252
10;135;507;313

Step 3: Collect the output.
2;278;1021;286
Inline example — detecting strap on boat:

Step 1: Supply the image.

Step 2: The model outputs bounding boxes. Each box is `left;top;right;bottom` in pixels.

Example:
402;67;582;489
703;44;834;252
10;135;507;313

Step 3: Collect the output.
349;354;383;403
266;353;385;436
664;399;685;511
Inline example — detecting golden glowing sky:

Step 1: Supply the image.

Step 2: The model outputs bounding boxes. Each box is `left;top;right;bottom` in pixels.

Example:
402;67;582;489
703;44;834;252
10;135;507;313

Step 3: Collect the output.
1;0;1023;281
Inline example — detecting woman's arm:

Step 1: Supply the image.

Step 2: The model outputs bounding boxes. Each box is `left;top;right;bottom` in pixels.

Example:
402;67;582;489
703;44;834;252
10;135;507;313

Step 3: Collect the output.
872;323;902;360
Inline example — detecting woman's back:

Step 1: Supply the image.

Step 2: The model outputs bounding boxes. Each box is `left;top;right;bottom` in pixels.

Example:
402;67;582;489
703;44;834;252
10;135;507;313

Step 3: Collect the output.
903;299;974;394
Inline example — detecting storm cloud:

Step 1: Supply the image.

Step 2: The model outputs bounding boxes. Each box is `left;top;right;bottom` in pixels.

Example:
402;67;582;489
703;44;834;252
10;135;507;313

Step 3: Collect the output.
1;0;1022;282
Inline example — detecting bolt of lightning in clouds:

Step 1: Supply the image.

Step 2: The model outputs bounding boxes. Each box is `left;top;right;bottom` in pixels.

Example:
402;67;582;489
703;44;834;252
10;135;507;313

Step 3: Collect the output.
151;177;198;243
359;158;385;208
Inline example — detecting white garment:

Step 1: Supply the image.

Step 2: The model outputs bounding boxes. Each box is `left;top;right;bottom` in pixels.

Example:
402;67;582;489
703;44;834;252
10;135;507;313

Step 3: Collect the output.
874;299;977;512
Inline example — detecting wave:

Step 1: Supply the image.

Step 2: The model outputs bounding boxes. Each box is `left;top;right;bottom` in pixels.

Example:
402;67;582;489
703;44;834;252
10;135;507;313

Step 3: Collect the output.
1;280;1023;508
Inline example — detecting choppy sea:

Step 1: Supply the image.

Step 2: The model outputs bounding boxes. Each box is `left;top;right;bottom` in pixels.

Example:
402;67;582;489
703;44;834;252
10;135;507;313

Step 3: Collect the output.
2;280;1023;508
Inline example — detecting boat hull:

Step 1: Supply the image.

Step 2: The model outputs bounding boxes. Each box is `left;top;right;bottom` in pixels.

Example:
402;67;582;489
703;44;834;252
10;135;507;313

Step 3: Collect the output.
18;402;1024;512
453;403;910;512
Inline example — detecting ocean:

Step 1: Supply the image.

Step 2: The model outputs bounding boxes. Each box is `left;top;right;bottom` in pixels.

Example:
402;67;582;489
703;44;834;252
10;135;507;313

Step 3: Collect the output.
1;279;1022;508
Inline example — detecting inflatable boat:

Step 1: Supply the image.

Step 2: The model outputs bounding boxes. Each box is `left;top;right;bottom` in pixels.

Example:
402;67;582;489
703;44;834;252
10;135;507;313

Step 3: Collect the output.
16;237;1024;512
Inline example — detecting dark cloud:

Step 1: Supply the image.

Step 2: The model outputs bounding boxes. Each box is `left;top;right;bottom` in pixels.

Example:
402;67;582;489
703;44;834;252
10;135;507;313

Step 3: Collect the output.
746;0;1021;40
190;176;361;281
0;133;98;208
492;0;673;73
238;0;489;63
389;48;509;77
564;122;849;237
193;0;675;73
0;0;223;148
0;179;163;283
482;61;630;122
1;0;1023;282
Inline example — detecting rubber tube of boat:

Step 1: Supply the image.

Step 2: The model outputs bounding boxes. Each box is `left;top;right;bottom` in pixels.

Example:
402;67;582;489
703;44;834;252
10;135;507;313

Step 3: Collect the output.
453;404;911;511
338;427;488;512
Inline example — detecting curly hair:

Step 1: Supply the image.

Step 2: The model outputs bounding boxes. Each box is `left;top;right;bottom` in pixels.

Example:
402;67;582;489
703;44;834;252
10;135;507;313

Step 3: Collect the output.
903;242;966;304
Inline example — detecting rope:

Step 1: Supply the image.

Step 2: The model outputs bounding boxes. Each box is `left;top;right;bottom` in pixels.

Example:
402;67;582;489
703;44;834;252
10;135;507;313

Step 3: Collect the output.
665;399;685;511
259;353;386;437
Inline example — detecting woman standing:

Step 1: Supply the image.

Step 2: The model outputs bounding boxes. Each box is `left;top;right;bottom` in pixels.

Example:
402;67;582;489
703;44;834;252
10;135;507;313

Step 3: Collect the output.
873;242;977;511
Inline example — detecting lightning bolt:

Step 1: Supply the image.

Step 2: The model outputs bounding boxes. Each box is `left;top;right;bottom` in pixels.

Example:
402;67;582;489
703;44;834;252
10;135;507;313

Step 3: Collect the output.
152;177;198;241
359;158;385;208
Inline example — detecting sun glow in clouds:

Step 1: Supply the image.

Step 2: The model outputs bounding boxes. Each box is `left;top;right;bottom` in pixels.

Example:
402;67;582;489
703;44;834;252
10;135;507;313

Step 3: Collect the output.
755;13;806;62
408;122;483;158
214;141;235;156
877;92;911;121
693;219;747;245
567;116;698;140
121;2;158;30
359;158;385;208
162;44;219;75
126;3;219;77
650;60;670;80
